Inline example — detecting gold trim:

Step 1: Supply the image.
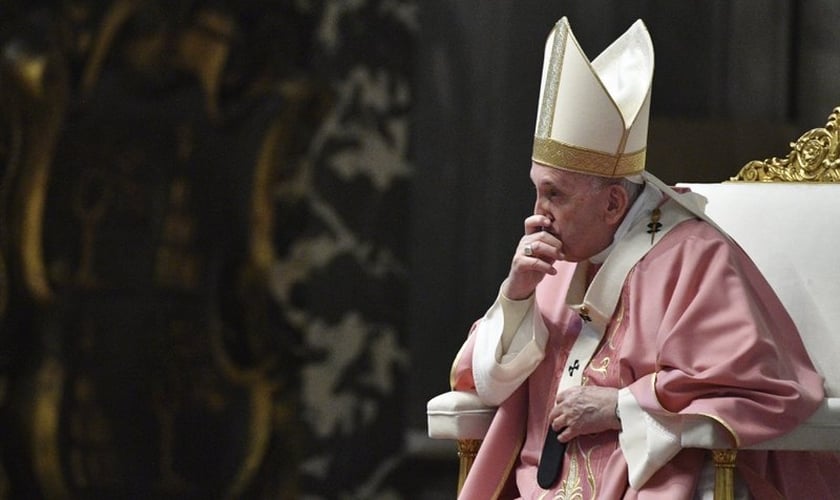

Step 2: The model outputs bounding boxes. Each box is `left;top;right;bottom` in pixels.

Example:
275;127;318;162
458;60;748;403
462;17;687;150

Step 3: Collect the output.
490;435;524;500
712;449;737;500
32;357;71;500
456;439;481;496
732;106;840;182
607;299;624;351
81;0;139;94
536;20;568;138
224;381;274;499
209;323;273;384
532;137;645;178
5;49;69;304
174;9;235;121
250;84;307;274
699;413;740;448
0;255;6;321
536;18;637;145
588;299;623;381
556;442;583;497
649;372;740;448
2;28;79;304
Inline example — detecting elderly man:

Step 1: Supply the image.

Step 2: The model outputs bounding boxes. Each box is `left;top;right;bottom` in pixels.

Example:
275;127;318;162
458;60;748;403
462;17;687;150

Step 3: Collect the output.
450;17;840;499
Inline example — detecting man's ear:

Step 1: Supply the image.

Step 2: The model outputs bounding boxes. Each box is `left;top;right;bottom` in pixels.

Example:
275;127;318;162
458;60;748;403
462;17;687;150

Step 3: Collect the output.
604;184;630;225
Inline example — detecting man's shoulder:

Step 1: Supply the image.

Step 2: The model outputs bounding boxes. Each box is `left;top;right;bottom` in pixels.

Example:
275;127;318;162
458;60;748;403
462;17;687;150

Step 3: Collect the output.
664;216;725;240
645;217;732;260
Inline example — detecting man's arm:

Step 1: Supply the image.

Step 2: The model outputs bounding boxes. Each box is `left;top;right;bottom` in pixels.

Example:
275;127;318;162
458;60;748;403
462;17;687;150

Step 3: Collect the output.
470;289;549;405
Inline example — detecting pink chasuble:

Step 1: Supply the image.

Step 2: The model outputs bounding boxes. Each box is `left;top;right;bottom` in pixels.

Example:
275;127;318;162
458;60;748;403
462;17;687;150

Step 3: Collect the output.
452;218;840;499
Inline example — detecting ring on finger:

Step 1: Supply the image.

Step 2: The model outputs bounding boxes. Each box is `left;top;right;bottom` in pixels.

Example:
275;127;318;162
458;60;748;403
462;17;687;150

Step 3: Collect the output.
523;243;534;256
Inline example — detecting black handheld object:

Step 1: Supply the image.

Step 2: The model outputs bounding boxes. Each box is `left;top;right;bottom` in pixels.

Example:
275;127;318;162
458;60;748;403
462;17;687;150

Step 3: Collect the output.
537;426;567;489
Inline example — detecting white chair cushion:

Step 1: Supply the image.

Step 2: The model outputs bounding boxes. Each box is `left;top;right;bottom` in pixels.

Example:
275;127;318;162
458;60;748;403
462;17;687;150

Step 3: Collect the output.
427;390;496;440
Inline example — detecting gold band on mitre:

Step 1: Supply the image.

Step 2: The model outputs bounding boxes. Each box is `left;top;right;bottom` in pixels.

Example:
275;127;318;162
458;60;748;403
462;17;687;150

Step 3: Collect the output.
532;137;646;178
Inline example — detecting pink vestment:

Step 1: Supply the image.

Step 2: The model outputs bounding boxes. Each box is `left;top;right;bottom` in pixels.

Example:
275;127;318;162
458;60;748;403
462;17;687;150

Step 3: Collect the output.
452;218;840;499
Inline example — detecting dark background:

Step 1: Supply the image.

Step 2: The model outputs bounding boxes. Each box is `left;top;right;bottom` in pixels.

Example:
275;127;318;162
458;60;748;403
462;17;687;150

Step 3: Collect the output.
1;1;838;498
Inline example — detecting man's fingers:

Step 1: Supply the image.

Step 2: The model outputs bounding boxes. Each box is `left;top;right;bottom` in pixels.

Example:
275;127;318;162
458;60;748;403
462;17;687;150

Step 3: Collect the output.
525;215;552;234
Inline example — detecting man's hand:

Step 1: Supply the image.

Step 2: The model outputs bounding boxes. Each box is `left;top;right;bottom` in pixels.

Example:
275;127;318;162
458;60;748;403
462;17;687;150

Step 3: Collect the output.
548;386;621;442
502;215;564;300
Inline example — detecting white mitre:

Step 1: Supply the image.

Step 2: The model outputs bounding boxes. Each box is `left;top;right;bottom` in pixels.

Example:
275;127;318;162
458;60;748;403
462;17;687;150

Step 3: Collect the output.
532;17;654;178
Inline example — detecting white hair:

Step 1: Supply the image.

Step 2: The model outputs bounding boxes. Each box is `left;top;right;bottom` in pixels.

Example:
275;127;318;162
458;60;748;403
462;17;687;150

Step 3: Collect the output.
589;175;645;205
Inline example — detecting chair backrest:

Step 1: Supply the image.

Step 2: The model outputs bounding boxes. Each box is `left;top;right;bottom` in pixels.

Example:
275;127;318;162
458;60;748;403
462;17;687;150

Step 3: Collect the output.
677;182;840;397
679;107;840;398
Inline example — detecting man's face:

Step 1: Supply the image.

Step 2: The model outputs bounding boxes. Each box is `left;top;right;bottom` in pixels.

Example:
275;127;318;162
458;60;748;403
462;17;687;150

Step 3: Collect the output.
529;162;617;262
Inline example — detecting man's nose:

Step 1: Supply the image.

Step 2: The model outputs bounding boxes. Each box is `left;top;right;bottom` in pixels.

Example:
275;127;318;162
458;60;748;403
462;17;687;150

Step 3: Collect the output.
534;197;549;216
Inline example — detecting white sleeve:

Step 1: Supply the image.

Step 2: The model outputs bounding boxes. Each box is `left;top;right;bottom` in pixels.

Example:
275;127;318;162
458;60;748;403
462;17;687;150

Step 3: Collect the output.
617;388;734;489
472;290;550;406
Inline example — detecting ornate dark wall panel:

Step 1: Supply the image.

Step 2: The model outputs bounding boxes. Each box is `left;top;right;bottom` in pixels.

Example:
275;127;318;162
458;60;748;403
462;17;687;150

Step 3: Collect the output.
277;2;416;497
0;1;414;499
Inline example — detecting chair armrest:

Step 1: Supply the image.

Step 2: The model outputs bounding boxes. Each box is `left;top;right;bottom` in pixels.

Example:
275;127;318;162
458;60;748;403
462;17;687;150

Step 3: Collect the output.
743;397;840;451
427;390;497;440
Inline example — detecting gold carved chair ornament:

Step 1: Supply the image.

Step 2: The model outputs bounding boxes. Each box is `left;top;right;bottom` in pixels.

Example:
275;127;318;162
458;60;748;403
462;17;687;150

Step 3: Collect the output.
427;107;840;499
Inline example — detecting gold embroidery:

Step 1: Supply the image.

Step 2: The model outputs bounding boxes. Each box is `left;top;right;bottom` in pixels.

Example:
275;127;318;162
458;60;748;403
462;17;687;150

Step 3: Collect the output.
588;299;624;380
533;137;646;178
608;297;625;350
583;443;599;499
554;448;583;500
588;357;610;378
550;295;627;498
552;440;601;500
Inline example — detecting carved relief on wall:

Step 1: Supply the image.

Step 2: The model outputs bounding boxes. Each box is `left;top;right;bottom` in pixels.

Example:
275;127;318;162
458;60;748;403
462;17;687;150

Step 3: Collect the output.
0;2;330;498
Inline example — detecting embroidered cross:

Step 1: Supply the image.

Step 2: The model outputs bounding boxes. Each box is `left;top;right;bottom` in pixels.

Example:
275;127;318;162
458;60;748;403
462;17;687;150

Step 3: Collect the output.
568;359;580;377
647;207;662;244
578;306;591;322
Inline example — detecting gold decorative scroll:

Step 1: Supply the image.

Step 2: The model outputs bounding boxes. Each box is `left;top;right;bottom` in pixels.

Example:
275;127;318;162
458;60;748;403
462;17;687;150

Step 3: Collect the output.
732;107;840;182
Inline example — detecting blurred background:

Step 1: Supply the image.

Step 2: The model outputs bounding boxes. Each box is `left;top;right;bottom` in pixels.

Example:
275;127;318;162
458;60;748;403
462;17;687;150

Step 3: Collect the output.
0;0;837;499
